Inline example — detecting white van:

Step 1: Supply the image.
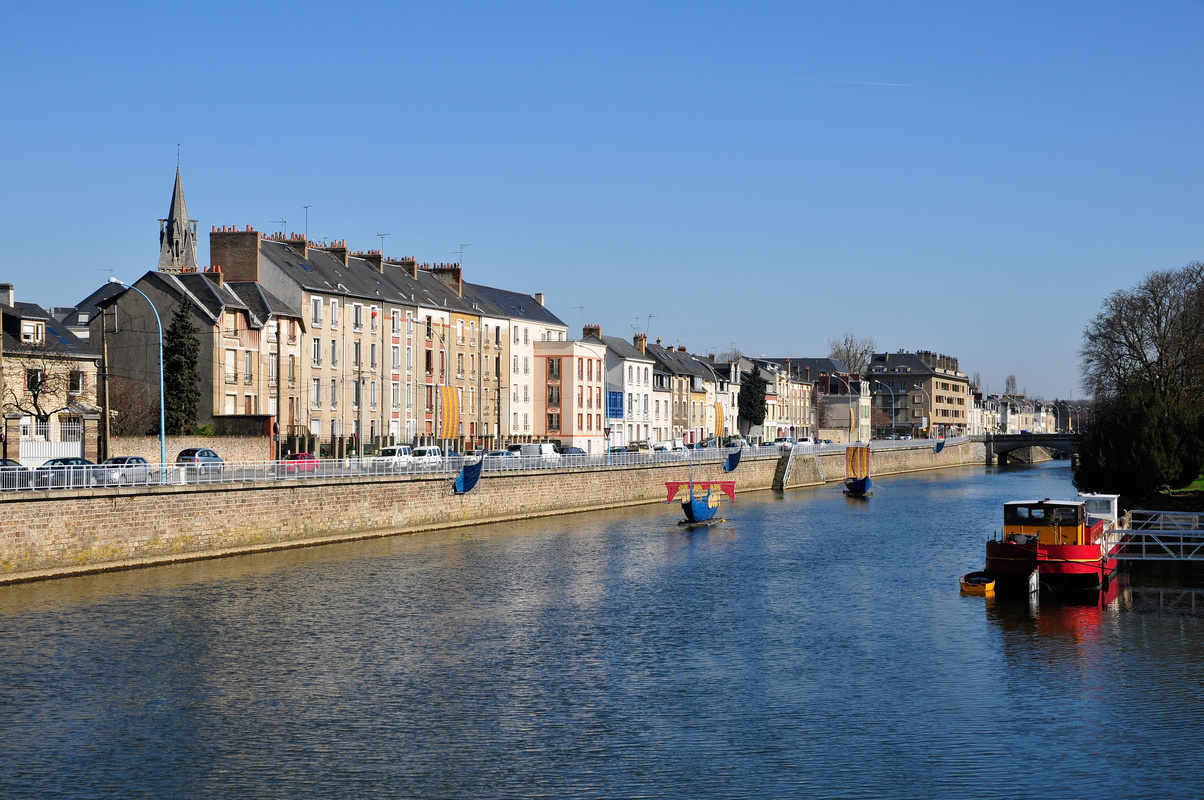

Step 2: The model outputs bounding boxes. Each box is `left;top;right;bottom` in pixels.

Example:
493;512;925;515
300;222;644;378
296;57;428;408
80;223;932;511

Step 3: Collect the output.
411;446;443;465
373;445;413;471
653;439;685;451
520;443;560;461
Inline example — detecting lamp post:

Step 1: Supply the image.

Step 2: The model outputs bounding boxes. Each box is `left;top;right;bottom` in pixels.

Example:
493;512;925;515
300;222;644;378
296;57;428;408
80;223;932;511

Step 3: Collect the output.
108;278;165;483
873;380;896;438
912;383;933;438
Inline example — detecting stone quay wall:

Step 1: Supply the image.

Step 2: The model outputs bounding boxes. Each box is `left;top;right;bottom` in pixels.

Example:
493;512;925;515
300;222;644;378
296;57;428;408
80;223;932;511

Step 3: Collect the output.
110;435;274;465
0;441;982;584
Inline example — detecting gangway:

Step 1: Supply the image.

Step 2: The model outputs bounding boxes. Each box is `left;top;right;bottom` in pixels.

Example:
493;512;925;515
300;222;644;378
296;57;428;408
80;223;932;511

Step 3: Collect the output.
1110;510;1204;561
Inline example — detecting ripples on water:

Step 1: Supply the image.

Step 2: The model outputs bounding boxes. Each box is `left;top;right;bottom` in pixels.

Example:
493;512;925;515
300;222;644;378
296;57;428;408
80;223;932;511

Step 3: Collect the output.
3;462;1204;798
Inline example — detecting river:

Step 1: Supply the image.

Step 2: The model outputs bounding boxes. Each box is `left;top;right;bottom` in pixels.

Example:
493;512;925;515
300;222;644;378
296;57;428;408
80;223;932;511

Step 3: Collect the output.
2;461;1204;798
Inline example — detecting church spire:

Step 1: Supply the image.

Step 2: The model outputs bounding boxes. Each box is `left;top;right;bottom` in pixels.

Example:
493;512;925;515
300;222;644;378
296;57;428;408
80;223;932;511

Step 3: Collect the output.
158;166;198;272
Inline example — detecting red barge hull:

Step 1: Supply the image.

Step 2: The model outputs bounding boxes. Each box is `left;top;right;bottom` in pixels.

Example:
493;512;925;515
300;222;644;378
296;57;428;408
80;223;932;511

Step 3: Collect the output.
985;539;1120;593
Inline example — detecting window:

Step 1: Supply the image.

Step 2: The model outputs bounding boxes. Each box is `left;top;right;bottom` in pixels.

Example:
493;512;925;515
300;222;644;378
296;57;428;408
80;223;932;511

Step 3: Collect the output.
644;368;649;385
513;412;519;429
330;300;339;329
457;320;464;344
289;355;295;382
331;339;338;368
311;378;322;408
370;380;377;410
425;316;433;340
578;386;584;406
496;326;502;346
425;349;433;374
523;356;529;374
353;304;364;330
548;358;561;379
311;297;322;326
226;394;237;415
69;371;84;394
523;384;529;402
514;326;520;344
577;413;583;430
392;346;401;369
628;366;633;384
370;343;378;370
353;341;361;367
392;381;400;408
470;322;476;345
331;379;338;409
223;313;236;336
523;327;529;344
352;380;361;408
391;309;400;331
548;386;560;406
269;355;277;382
457;353;464;377
370;306;378;332
513;356;519;374
578;359;584;379
226;349;237;381
587;360;593;381
244;351;253;383
548;412;560;431
470;354;475;377
523;413;529;431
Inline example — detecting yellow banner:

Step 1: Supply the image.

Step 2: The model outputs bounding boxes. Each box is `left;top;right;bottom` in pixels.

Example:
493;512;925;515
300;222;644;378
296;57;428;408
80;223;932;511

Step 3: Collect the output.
440;387;460;439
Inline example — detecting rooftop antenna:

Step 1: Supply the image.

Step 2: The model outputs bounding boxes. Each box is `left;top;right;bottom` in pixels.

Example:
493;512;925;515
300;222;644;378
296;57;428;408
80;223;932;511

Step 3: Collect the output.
304;205;311;240
458;243;474;264
377;232;390;253
270;218;287;236
631;316;641;336
645;313;657;336
572;305;584;331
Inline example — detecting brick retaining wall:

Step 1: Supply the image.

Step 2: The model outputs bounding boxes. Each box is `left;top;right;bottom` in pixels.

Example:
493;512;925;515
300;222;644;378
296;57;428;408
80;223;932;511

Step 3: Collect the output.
0;442;982;584
110;435;274;465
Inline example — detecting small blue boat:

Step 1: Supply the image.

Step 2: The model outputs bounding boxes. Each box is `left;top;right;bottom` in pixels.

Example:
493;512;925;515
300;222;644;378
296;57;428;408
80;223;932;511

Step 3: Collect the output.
682;486;721;523
844;445;873;498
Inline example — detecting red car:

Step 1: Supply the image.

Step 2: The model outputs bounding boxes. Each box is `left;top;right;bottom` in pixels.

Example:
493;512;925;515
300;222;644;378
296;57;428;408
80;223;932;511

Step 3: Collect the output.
281;452;318;473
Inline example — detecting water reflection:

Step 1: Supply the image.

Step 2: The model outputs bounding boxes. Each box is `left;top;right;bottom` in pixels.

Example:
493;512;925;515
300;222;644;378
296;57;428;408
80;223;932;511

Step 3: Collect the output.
3;462;1204;798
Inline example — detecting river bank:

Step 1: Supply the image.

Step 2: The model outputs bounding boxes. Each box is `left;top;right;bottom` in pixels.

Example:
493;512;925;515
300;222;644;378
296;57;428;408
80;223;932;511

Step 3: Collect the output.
0;441;984;584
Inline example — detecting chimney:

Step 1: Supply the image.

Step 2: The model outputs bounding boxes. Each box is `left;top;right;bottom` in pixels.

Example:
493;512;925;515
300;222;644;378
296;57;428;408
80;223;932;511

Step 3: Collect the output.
634;333;647;354
583;323;601;339
0;283;13;307
656;337;662;346
360;251;384;272
534;292;545;307
317;240;349;268
285;232;309;259
431;263;463;297
677;345;687;353
204;263;224;288
387;256;418;279
209;226;262;281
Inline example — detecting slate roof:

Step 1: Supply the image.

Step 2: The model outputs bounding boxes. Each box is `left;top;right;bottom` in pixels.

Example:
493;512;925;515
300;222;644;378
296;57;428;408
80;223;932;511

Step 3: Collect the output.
868;351;937;375
596;334;652;362
764;357;850;379
58;281;125;329
1;300;98;359
645;342;712;379
225;281;303;325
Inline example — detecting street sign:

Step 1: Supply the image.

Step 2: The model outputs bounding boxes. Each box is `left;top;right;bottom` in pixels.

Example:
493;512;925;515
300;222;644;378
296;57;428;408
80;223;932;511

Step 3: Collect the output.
604;427;611;436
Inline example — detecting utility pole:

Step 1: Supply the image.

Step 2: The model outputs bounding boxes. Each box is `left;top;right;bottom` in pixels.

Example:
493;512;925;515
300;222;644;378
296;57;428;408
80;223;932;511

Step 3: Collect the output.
100;309;112;461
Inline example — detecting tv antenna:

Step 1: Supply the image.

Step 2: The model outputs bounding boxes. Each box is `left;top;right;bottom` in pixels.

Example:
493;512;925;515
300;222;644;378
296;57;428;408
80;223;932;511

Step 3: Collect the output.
572;305;584;331
303;205;311;240
377;232;390;253
646;314;657;335
458;243;474;264
270;218;287;235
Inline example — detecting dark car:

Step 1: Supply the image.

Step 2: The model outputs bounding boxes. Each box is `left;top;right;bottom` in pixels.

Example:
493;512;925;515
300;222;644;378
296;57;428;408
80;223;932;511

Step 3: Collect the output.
96;456;153;486
35;457;98;488
176;448;224;480
0;458;33;490
560;446;586;456
281;452;318;474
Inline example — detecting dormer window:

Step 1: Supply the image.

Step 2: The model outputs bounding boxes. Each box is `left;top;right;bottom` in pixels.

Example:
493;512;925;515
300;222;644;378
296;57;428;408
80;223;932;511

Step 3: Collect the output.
21;322;44;344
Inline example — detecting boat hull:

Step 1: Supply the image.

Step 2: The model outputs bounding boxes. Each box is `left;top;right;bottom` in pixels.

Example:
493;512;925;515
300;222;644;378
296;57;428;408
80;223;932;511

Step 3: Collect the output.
843;476;872;497
682;493;719;523
985;539;1120;593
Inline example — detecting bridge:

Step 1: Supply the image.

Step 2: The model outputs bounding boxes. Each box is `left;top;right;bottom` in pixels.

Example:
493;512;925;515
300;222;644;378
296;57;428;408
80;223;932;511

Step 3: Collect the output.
976;432;1081;465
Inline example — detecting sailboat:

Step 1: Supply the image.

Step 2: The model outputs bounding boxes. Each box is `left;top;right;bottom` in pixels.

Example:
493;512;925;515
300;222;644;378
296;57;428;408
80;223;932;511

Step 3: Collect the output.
843;444;872;498
665;444;737;524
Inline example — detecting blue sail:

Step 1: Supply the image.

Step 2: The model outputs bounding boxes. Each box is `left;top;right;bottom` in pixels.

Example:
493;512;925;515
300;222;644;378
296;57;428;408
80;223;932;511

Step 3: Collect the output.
723;447;742;473
454;459;483;494
934;438;945;454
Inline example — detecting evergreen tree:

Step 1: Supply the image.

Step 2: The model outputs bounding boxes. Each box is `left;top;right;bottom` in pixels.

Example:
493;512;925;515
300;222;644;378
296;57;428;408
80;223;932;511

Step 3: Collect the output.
163;301;201;435
739;365;768;428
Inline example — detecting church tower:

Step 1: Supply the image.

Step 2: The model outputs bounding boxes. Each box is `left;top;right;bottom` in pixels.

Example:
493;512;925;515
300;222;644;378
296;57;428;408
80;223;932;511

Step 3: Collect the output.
158;166;198;272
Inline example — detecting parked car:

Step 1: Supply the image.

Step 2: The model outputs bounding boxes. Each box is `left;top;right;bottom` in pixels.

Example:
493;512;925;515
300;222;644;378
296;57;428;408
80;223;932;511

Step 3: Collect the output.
485;449;518;460
520;443;560;460
559;446;586;456
372;445;413;472
176;448;224;479
281;452;318;474
0;458;33;490
411;446;443;465
35;457;98;488
96;456;152;486
626;441;650;453
607;446;627;454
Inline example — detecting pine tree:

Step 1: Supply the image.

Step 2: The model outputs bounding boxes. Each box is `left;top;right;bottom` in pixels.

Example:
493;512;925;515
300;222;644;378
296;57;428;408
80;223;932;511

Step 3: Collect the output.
163;301;201;435
739;365;768;428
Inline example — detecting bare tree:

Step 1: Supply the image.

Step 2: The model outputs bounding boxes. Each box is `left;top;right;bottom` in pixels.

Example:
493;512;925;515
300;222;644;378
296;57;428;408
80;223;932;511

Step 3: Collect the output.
827;330;876;375
1;345;81;428
718;347;743;363
107;375;160;436
1080;261;1204;402
1004;374;1017;396
970;371;981;392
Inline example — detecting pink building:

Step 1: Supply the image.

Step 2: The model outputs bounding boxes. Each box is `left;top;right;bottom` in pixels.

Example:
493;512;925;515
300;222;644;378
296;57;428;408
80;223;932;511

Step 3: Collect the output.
533;339;607;453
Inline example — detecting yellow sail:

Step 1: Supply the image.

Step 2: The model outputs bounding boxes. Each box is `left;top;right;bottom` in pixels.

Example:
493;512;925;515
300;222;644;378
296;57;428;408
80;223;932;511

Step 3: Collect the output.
846;445;870;479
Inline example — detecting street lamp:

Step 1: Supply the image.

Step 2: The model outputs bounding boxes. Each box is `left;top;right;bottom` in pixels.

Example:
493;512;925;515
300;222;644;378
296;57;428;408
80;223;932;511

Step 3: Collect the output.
872;380;896;438
108;277;165;483
912;383;932;438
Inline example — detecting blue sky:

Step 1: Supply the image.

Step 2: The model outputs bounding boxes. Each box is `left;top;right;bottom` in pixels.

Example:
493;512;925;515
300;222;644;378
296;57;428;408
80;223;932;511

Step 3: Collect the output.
4;2;1203;399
